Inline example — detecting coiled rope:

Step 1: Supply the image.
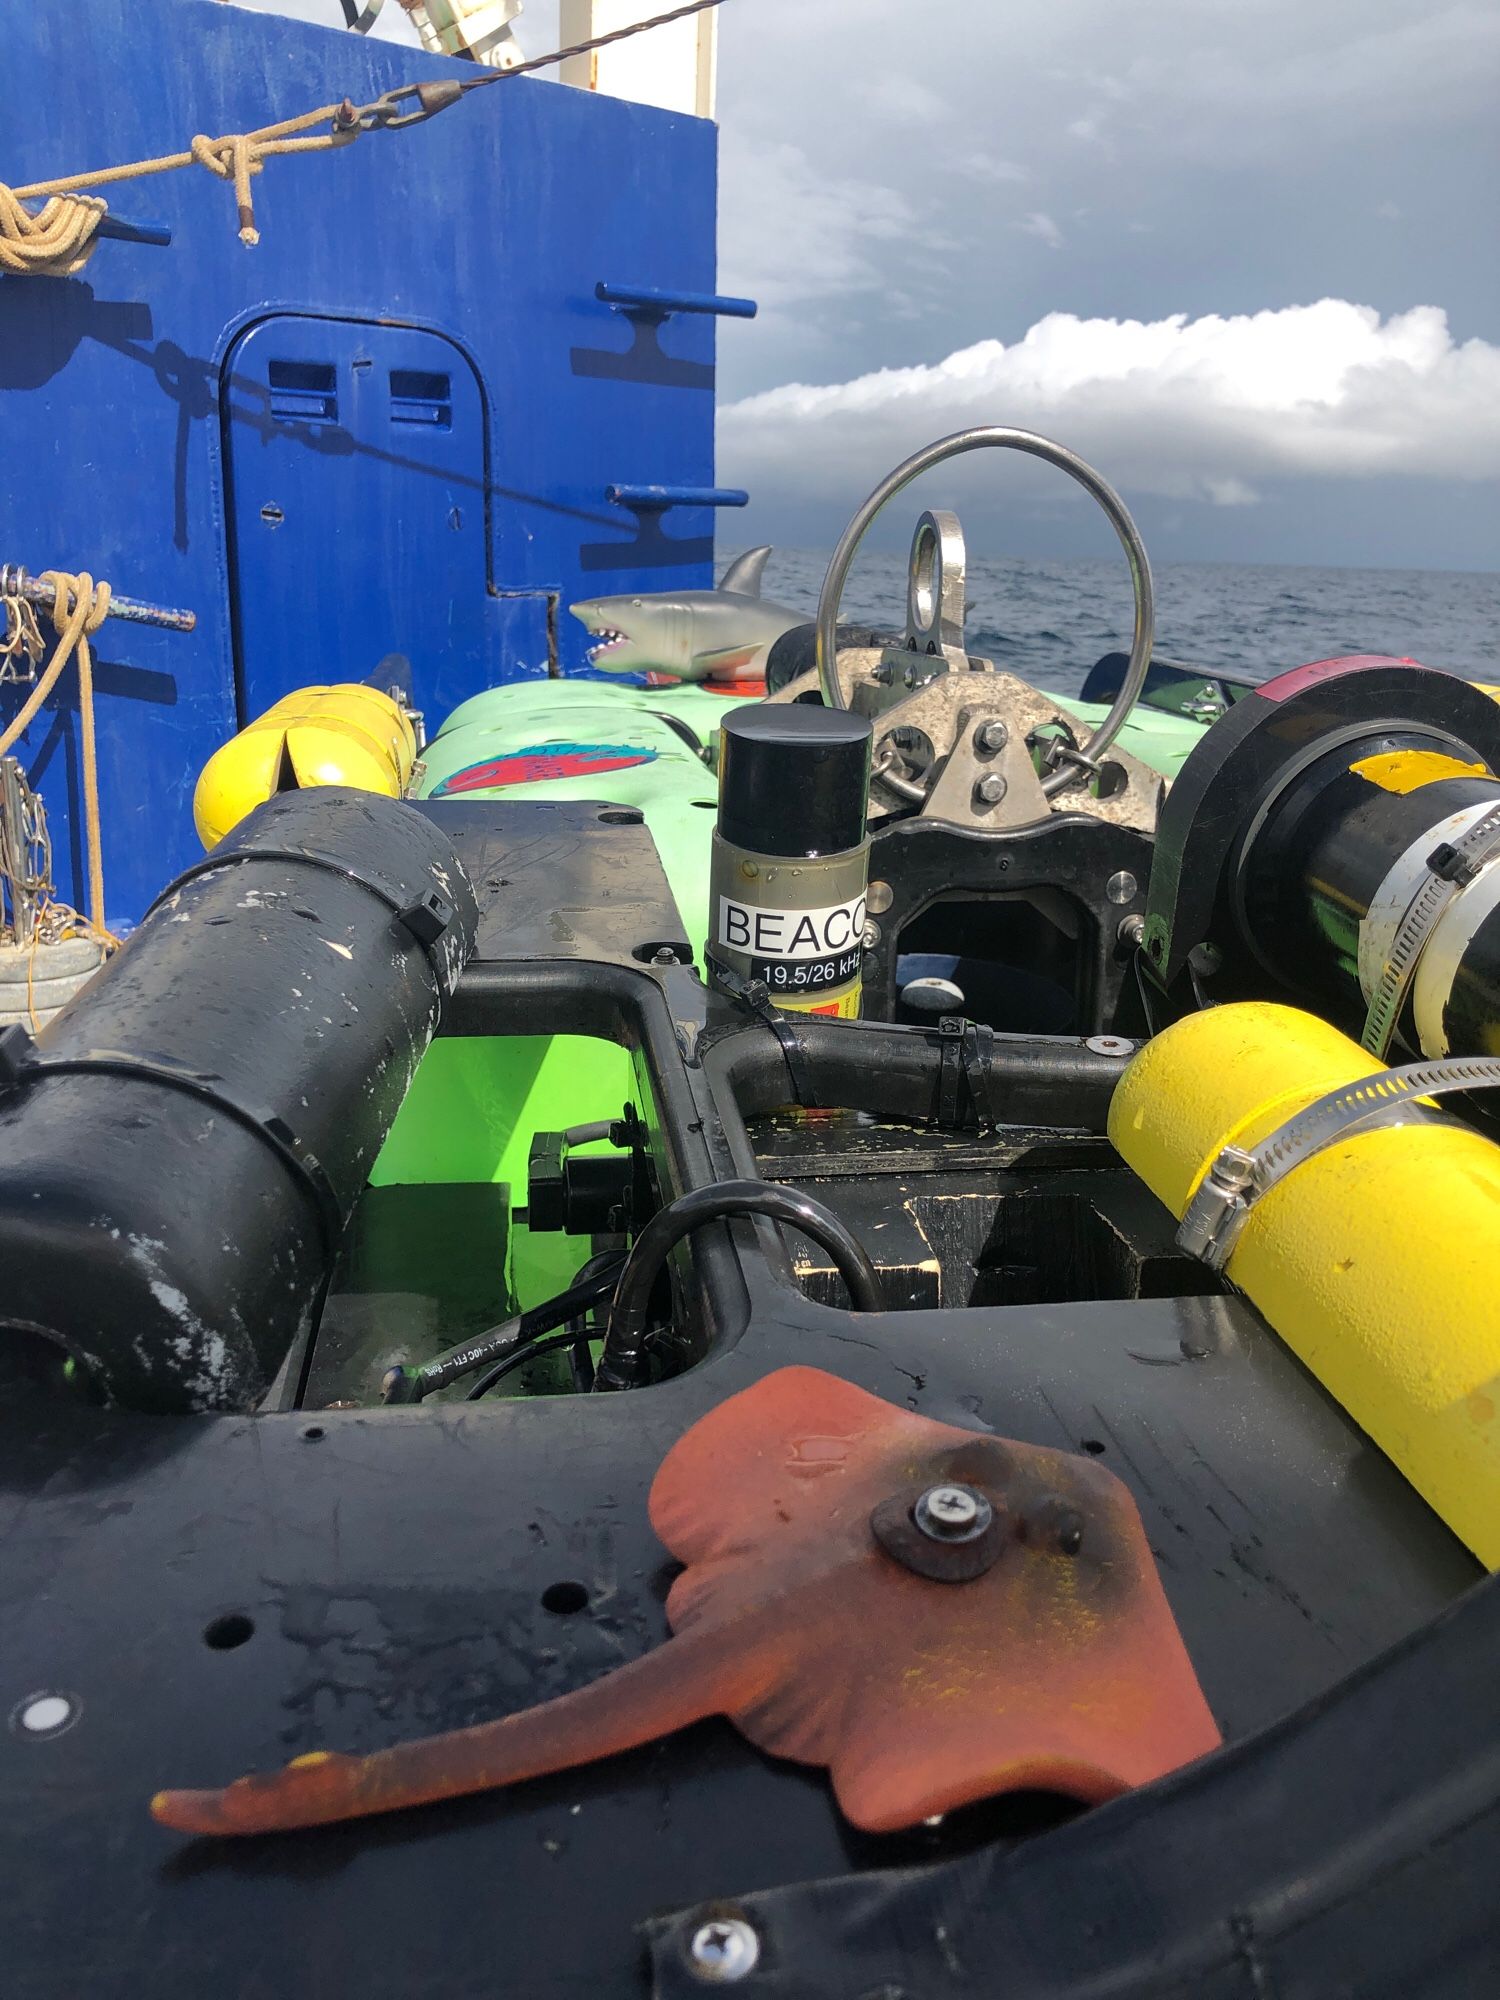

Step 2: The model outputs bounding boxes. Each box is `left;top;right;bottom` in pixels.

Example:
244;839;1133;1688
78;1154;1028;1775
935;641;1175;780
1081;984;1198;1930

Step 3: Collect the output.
0;574;113;938
0;187;110;279
0;0;726;274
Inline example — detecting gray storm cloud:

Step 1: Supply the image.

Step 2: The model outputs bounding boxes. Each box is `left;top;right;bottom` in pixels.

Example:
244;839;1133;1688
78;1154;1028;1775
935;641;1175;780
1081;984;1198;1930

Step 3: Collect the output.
719;301;1500;509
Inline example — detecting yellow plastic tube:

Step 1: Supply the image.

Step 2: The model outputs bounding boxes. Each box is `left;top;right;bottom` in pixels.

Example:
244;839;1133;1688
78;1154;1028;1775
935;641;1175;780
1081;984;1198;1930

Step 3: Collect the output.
194;685;417;848
1109;1002;1500;1568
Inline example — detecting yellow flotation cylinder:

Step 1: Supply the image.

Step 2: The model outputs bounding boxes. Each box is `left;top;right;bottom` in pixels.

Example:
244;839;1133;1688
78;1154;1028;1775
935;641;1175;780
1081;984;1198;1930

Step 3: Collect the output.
194;685;417;848
1109;1002;1500;1568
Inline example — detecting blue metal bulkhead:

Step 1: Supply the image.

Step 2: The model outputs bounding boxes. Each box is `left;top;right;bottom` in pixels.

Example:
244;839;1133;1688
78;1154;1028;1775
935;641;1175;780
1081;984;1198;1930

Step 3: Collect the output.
0;0;734;924
222;315;545;725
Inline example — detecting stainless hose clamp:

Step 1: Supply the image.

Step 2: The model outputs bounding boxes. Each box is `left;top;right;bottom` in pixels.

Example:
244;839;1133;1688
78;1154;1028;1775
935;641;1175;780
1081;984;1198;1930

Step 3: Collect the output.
1176;1056;1500;1271
1360;802;1500;1058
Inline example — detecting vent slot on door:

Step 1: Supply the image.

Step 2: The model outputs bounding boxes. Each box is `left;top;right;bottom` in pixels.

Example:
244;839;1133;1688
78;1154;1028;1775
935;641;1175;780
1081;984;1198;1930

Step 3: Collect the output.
267;360;338;424
390;370;452;430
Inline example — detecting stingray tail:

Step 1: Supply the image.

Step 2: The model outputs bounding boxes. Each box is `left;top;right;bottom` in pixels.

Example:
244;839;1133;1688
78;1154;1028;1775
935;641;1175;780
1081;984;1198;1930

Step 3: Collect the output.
151;1617;764;1838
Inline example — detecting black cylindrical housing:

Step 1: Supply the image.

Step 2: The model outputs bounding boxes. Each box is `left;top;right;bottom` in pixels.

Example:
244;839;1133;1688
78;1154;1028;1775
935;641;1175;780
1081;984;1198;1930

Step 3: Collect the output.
1240;746;1498;999
1446;901;1500;1057
0;789;477;1413
718;705;871;858
1237;750;1500;1052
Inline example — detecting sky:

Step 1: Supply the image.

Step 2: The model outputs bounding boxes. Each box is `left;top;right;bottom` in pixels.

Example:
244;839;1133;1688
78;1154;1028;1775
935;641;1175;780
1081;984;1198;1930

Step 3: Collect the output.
234;2;1499;569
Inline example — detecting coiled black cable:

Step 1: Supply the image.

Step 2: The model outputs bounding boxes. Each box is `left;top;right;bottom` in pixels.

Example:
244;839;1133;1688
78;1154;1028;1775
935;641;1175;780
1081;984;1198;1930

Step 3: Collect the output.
593;1179;882;1393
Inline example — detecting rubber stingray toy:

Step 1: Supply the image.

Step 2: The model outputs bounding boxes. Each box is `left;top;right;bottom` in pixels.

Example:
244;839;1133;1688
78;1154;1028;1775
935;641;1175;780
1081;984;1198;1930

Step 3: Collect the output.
152;1366;1221;1837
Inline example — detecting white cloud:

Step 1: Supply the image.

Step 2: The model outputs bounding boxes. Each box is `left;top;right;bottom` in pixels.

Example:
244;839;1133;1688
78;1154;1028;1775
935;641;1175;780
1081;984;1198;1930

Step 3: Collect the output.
1018;211;1064;249
719;301;1500;507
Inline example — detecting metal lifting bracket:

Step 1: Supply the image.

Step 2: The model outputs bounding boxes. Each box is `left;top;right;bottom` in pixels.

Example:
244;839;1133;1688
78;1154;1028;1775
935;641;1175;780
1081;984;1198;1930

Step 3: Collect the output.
1176;1056;1500;1272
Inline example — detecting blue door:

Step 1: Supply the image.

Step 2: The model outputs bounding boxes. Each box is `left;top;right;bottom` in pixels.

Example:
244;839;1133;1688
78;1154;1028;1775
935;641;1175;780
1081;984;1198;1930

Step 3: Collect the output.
222;317;550;728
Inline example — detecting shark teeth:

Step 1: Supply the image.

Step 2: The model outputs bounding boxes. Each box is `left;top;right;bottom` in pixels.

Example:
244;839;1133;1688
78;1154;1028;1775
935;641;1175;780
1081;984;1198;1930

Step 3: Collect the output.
585;627;628;663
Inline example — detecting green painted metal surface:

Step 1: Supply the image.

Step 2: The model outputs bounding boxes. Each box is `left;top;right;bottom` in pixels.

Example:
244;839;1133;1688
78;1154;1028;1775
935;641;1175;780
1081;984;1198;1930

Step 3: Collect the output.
419;681;749;961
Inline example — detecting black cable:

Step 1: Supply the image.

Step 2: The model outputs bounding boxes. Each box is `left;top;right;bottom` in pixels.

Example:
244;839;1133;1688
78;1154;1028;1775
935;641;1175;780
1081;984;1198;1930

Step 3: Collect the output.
648;710;707;758
594;1179;882;1393
465;1332;582;1401
563;1119;618;1148
465;1247;625;1399
456;0;727;92
384;1257;623;1402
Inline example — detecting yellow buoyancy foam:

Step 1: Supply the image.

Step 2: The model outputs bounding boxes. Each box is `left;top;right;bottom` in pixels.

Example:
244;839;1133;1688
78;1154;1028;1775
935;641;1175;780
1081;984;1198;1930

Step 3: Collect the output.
194;684;417;848
1109;1001;1500;1567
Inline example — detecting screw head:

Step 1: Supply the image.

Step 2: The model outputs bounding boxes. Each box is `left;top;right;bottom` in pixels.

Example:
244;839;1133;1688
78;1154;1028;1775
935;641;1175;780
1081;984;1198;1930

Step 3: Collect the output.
973;773;1008;807
1105;869;1138;905
860;917;881;949
10;1690;80;1740
914;1483;993;1542
688;1918;760;1983
1085;1034;1135;1058
974;719;1009;754
865;878;894;916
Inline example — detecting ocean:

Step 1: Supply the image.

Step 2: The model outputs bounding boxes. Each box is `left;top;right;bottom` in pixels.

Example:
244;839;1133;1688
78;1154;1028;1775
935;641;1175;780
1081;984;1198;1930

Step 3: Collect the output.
745;552;1500;697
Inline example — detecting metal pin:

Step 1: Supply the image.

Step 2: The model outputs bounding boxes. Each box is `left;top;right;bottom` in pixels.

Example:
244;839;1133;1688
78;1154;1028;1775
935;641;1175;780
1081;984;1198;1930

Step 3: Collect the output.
0;565;197;634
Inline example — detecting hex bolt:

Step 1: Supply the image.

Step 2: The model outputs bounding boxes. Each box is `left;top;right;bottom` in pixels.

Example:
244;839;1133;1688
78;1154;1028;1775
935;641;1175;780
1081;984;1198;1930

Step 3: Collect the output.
688;1917;761;1984
861;917;882;950
973;773;1008;808
974;719;1009;755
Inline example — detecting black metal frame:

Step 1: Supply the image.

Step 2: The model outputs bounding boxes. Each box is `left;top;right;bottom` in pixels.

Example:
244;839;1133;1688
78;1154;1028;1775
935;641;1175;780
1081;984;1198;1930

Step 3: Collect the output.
861;811;1154;1030
1;799;1492;1999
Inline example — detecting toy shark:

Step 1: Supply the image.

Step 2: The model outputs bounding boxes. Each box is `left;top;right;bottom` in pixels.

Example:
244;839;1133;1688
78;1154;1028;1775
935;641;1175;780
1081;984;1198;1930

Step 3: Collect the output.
570;548;805;683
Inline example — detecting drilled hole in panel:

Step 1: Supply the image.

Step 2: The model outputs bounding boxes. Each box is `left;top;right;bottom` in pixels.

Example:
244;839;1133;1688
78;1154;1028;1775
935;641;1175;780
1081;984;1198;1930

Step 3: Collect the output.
541;1581;589;1616
203;1613;255;1651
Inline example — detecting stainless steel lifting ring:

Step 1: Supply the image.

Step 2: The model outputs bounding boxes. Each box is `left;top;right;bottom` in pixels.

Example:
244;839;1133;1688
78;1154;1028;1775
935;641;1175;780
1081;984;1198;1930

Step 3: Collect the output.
814;428;1156;798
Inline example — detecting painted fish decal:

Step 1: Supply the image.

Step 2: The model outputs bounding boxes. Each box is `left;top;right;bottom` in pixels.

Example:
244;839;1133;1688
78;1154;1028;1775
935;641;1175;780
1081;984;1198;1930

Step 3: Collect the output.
432;743;659;795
